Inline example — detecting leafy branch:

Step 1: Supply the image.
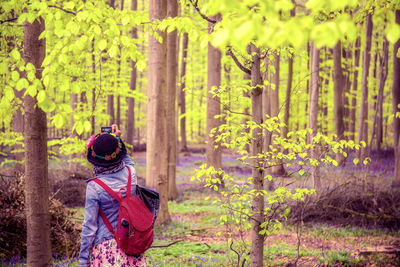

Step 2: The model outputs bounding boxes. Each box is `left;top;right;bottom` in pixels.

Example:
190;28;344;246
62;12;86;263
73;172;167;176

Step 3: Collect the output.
187;0;217;24
226;48;251;75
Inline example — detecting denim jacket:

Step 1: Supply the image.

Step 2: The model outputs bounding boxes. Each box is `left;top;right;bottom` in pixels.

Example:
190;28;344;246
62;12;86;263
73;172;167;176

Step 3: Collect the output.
78;154;137;267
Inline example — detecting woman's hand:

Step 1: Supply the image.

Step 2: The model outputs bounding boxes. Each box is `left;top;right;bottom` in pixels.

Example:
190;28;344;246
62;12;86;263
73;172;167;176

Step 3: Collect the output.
111;124;122;137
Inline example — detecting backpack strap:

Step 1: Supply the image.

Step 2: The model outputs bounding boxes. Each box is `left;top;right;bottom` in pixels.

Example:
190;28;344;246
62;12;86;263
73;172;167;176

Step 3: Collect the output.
91;166;133;236
126;166;132;197
92;178;122;202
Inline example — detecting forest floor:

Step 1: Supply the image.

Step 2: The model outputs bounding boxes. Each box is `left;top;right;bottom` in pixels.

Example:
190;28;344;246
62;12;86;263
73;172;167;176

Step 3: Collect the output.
2;149;400;266
133;150;400;266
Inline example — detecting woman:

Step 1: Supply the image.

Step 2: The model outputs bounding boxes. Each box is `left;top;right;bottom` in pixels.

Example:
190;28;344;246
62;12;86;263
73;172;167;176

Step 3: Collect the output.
78;125;146;267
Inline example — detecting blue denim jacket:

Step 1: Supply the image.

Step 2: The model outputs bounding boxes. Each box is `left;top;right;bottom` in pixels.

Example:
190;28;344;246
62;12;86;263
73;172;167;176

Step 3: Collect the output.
78;154;137;267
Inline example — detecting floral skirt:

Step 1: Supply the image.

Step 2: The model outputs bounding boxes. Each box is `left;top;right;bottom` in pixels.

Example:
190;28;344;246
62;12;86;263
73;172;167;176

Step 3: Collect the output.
91;238;147;267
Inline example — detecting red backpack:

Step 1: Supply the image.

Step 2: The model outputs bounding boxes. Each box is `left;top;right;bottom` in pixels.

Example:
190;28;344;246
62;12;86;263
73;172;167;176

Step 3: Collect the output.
93;166;154;255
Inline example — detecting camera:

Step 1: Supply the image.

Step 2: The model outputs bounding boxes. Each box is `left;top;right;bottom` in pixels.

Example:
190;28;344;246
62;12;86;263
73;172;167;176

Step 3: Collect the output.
101;126;112;133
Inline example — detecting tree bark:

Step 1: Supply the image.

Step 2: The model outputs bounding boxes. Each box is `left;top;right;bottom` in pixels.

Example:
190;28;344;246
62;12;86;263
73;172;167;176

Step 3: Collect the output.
127;0;138;147
358;12;373;159
249;43;265;267
178;33;188;152
23;17;52;267
309;43;321;192
243;73;251;154
333;41;345;165
262;56;271;154
350;37;361;141
69;93;78;171
270;51;286;175
370;38;388;155
283;51;293;142
166;0;178;200
146;0;169;223
206;17;222;181
392;10;400;189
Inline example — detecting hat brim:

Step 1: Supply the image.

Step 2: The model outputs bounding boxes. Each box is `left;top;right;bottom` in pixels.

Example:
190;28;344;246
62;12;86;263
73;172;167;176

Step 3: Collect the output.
87;139;127;167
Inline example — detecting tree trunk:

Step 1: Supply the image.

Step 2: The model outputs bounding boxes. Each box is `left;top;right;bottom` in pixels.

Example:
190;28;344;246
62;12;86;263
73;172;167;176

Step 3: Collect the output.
392;10;400;189
249;43;265;267
350;37;361;141
127;0;138;147
146;0;169;223
23;17;52;267
358;12;373;159
262;56;271;154
370;38;388;155
333;41;345;165
178;33;188;152
309;43;321;192
283;51;293;142
206;18;222;182
270;51;286;175
166;0;178;200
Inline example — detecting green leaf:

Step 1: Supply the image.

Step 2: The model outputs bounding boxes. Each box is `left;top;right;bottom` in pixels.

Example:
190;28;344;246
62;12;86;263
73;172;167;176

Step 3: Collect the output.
98;39;107;51
10;49;21;62
84;120;92;132
0;62;8;74
299;169;305;176
16;78;29;91
37;90;46;103
353;158;359;165
26;85;37;97
75;122;84;135
27;71;36;82
54;114;64;129
11;71;20;81
109;45;119;58
386;23;400;44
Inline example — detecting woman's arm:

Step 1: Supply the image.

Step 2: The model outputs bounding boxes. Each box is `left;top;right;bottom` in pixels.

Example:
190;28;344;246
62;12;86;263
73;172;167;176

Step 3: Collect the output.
78;183;99;267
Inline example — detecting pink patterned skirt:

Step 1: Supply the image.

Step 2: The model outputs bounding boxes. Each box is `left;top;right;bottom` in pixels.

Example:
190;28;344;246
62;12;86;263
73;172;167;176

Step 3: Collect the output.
90;238;147;267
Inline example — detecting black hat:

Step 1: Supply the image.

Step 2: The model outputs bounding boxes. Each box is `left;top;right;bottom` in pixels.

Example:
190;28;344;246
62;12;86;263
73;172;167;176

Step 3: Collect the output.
86;132;127;167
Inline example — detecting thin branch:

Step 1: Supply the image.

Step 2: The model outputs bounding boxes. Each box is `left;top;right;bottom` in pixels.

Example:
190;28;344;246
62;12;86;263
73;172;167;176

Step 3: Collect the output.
150;240;183;248
188;0;217;24
0;17;18;24
48;5;77;15
226;48;251;75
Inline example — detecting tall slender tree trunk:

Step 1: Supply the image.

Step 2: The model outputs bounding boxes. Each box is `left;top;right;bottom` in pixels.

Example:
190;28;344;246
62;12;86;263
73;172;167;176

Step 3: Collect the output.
206;17;222;182
262;56;271;153
283;51;293;142
166;0;178;200
333;41;345;165
370;38;388;155
249;43;265;267
127;0;138;147
270;51;286;175
392;10;400;189
178;33;188;152
350;37;361;141
146;0;169;223
310;43;321;192
358;12;373;159
23;17;52;267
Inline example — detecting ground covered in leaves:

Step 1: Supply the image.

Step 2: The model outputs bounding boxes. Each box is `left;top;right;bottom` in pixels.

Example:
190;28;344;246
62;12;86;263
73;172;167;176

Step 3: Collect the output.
1;150;399;266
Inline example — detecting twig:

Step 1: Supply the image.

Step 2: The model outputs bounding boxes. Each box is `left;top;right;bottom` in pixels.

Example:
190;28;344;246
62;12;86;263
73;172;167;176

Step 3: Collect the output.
188;0;216;24
0;17;18;24
150;240;183;248
226;48;251;75
48;5;77;15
